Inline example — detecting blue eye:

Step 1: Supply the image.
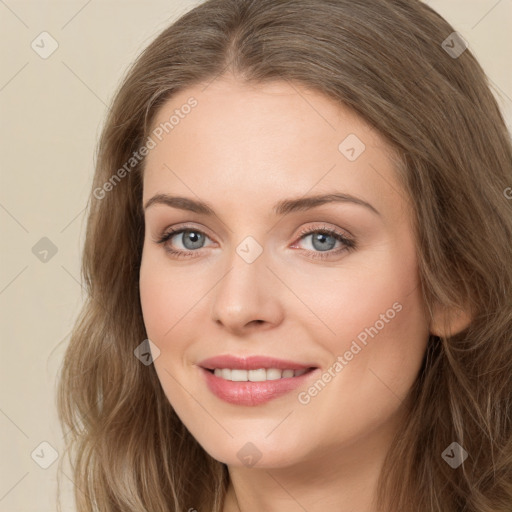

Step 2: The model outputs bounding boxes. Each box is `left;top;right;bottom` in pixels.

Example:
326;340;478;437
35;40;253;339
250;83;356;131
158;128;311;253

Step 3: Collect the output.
156;228;212;257
172;230;206;250
292;225;355;260
303;231;340;251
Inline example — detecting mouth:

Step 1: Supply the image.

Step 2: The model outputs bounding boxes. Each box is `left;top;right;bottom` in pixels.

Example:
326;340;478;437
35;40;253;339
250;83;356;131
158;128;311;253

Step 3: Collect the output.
198;354;316;372
197;355;320;406
204;367;314;381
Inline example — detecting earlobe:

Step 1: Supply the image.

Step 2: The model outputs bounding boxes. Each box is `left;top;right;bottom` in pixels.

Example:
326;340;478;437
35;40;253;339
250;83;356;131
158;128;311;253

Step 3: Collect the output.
429;303;473;337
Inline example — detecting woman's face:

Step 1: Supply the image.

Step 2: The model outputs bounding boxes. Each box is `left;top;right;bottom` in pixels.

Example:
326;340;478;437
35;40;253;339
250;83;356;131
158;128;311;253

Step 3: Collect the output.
139;76;430;469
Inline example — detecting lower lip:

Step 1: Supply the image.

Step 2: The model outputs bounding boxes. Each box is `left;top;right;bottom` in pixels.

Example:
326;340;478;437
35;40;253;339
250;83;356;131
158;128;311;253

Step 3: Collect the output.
200;367;318;406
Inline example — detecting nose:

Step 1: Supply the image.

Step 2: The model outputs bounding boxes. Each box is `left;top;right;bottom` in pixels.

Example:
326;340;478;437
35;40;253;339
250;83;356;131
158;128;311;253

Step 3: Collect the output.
210;246;285;335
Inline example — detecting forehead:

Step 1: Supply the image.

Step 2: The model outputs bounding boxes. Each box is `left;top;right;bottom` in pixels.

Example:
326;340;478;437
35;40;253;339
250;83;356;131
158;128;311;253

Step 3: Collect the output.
142;76;406;221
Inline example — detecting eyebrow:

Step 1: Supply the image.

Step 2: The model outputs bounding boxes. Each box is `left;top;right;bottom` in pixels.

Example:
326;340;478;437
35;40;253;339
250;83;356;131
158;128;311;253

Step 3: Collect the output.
143;192;381;217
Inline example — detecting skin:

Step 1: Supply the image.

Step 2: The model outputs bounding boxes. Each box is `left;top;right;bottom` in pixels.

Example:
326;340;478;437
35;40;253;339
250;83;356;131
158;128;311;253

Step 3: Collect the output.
139;75;434;511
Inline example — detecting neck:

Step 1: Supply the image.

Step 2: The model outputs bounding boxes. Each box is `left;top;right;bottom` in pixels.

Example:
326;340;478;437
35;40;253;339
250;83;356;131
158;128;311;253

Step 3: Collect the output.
222;405;405;512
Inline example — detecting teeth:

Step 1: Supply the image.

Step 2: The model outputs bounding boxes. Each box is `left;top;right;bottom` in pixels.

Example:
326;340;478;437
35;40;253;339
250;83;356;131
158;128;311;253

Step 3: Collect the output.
248;369;266;381
231;369;247;382
211;368;309;381
266;368;282;380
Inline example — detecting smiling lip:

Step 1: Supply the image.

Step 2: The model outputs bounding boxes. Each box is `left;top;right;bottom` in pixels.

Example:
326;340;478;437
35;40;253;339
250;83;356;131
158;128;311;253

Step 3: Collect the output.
198;355;315;371
197;355;319;406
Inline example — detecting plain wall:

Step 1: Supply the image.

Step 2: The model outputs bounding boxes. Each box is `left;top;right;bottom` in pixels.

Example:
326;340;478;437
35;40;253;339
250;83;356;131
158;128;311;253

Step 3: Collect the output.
0;1;510;510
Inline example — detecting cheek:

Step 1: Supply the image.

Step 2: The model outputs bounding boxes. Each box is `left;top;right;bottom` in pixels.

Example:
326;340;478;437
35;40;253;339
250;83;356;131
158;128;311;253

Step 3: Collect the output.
139;261;170;341
139;256;197;406
293;256;428;450
289;242;425;347
317;296;428;449
139;249;209;343
296;238;429;389
323;248;428;401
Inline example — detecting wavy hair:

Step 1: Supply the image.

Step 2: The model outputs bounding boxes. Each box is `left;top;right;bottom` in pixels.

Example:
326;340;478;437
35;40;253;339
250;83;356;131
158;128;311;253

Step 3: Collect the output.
56;0;512;510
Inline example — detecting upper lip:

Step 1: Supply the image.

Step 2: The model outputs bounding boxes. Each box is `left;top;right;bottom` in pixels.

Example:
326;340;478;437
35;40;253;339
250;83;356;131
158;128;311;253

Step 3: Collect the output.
198;355;317;371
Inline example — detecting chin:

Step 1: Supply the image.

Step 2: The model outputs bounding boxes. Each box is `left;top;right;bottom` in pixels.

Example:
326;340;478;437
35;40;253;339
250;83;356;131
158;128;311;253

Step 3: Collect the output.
195;434;308;469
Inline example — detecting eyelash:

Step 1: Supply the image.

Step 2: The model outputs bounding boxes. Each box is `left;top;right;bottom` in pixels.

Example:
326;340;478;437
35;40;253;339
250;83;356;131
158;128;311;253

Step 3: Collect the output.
155;224;356;261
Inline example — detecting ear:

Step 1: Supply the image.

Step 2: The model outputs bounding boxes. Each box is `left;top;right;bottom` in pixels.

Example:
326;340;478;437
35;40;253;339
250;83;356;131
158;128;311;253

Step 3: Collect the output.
429;303;472;337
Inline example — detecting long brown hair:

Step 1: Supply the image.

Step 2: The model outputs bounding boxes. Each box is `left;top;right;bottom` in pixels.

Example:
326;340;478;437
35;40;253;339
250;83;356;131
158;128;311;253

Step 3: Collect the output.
56;0;512;510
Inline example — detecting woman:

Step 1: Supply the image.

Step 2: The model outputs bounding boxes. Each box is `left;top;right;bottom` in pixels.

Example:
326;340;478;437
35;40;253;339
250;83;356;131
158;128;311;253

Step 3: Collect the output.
57;0;512;510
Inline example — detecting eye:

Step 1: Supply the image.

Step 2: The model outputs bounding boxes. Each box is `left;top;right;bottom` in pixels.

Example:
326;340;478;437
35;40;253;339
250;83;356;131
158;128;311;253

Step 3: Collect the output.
155;226;214;259
291;224;356;260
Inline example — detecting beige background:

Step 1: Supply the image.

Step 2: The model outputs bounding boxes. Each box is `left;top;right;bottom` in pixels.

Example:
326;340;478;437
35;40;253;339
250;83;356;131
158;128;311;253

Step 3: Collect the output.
0;1;510;510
